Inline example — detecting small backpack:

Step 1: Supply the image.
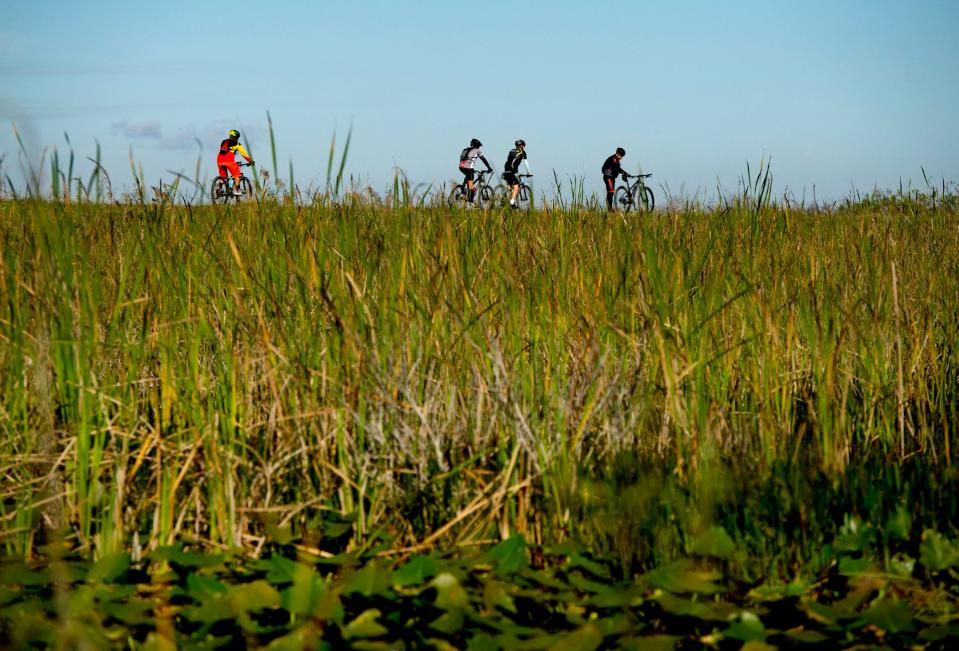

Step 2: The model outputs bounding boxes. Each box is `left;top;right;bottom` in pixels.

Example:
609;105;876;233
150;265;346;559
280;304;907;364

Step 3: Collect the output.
460;147;471;162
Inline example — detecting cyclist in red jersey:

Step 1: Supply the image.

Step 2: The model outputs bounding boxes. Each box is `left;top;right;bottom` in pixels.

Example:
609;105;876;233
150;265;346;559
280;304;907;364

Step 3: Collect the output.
216;129;254;194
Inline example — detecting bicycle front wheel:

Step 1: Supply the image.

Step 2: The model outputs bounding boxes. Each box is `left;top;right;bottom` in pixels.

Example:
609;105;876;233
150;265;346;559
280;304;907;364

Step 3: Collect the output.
516;184;532;212
211;177;229;204
491;185;510;208
635;186;654;213
477;185;494;208
614;186;632;212
238;176;253;200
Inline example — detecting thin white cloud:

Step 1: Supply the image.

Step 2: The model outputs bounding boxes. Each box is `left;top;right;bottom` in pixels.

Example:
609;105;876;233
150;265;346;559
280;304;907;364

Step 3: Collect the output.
112;120;162;139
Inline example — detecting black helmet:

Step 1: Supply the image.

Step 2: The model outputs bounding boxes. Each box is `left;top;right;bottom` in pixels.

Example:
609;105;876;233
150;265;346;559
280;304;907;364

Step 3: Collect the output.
470;138;482;148
515;139;526;147
616;147;626;156
229;129;240;140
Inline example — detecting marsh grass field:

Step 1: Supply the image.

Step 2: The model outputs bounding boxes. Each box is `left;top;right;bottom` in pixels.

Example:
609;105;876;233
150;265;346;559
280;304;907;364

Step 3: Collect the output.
2;170;959;647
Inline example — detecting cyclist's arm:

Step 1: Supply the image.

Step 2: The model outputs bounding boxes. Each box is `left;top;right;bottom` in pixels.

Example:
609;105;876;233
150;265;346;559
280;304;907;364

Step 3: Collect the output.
480;155;493;171
522;158;532;175
233;143;253;162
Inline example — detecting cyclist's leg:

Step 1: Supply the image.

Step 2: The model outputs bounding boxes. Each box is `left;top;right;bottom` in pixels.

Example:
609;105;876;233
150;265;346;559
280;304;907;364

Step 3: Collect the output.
462;168;476;201
222;161;241;192
604;176;616;210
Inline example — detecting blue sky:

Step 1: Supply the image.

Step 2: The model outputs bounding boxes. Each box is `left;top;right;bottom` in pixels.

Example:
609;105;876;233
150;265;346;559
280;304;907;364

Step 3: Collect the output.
2;0;957;201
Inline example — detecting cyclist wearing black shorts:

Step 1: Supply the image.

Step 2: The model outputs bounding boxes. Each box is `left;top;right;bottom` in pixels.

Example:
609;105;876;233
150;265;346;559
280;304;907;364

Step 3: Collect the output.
602;147;627;211
503;139;532;208
458;138;493;203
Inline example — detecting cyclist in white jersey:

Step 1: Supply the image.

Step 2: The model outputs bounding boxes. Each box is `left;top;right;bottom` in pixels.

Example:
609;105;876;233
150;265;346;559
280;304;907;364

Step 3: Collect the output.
458;138;493;204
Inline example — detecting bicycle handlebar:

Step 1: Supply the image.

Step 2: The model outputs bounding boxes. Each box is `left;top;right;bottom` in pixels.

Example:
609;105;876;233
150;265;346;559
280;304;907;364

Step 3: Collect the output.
625;173;652;178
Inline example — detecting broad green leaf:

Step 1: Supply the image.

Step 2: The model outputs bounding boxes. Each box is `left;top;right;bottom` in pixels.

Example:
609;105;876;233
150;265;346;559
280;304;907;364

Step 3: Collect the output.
642;560;723;594
0;564;49;587
887;553;915;578
920;624;959;641
265;627;316;651
431;572;471;611
100;598;154;625
281;563;326;616
618;635;679;651
185;580;280;624
186;572;228;600
886;505;912;541
483;534;528;575
838;556;875;575
691;526;736;560
483;580;516;614
724;611;766;641
783;627;830;643
149;545;225;568
551;624;603;651
739;642;776;651
466;633;501;651
264;555;299;583
343;559;392;597
919;530;959;572
861;598;914;634
343;608;388;639
392;554;438;587
656;593;730;621
566;554;611;579
430;609;465;634
87;553;130;583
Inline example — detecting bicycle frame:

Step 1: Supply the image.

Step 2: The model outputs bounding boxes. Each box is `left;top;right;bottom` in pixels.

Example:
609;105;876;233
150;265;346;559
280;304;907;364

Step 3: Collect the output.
625;173;651;197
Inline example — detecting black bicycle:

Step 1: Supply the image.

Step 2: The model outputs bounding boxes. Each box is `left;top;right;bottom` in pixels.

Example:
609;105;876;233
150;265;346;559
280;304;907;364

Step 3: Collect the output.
449;168;496;208
211;162;254;204
494;173;533;211
615;173;655;213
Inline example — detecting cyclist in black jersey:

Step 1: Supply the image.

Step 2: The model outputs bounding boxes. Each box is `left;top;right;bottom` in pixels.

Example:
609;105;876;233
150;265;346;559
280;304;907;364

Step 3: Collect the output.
458;138;493;203
503;139;532;208
602;147;627;211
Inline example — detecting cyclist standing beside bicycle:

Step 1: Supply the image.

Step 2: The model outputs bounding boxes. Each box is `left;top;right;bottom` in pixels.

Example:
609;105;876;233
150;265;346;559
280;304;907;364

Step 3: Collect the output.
217;129;255;195
503;139;532;209
458;138;493;204
602;147;628;211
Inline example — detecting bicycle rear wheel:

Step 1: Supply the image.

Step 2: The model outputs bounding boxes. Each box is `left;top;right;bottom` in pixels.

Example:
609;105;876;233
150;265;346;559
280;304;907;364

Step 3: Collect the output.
448;184;467;209
635;185;654;213
614;186;632;212
211;177;229;204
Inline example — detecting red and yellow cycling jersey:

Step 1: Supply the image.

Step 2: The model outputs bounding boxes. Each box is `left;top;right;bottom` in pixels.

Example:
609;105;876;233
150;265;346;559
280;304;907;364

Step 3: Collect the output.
216;138;251;178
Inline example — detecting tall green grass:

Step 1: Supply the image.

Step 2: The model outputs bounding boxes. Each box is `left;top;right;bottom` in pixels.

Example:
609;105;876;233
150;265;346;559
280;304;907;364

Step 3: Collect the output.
1;177;957;575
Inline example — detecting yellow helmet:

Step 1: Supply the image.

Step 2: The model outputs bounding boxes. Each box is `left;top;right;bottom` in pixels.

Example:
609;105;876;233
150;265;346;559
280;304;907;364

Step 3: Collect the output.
228;129;240;140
